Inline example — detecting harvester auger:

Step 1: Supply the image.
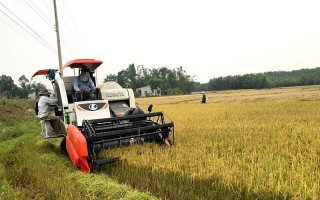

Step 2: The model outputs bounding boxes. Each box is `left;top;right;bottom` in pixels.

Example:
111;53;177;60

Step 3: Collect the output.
31;59;174;173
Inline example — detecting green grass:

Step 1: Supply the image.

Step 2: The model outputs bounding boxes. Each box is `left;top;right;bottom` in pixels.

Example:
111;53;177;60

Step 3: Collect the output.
0;99;156;200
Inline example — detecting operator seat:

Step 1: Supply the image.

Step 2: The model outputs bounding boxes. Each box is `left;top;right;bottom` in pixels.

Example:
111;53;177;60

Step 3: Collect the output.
61;76;76;103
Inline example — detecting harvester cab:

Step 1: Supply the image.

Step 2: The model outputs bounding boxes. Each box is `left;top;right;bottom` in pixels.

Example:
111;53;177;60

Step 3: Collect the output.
31;59;174;173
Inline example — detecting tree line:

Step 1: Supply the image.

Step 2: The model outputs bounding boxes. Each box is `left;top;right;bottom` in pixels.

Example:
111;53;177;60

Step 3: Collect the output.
104;64;320;93
202;67;320;91
104;64;194;95
0;75;46;99
1;66;320;99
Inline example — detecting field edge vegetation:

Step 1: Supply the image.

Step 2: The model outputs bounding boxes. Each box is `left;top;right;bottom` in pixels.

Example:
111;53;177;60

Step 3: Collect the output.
0;99;157;200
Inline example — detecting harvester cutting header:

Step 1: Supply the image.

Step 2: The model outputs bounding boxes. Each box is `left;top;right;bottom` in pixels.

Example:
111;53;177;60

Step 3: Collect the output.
32;59;174;173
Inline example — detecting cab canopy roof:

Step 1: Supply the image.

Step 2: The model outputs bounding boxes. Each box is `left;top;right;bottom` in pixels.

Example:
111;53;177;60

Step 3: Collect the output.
62;59;103;72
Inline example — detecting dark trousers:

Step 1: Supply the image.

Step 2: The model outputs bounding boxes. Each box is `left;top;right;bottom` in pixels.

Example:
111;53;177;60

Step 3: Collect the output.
75;91;96;101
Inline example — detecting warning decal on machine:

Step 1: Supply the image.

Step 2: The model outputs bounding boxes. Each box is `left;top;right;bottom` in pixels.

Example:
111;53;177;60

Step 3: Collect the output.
76;103;108;111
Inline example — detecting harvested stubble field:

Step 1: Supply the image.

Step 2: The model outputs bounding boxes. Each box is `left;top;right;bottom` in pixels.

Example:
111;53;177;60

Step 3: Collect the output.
101;86;320;199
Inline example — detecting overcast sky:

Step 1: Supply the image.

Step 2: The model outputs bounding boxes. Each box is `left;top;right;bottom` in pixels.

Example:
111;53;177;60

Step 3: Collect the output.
1;0;320;88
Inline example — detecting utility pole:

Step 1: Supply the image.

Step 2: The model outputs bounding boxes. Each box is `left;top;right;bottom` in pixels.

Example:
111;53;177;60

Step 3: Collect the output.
53;0;63;76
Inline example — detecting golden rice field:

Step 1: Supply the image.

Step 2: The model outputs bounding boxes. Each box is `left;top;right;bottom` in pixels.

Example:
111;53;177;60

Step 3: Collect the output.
101;86;320;199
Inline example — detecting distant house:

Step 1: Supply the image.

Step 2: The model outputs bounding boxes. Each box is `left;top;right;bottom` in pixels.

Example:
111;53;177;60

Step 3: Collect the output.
28;92;36;99
136;86;161;97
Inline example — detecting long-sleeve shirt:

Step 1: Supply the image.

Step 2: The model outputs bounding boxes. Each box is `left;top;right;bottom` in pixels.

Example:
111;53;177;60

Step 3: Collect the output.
73;77;96;92
37;96;58;118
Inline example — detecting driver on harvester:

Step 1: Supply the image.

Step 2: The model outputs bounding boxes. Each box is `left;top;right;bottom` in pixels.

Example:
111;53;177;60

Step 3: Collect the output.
73;68;97;101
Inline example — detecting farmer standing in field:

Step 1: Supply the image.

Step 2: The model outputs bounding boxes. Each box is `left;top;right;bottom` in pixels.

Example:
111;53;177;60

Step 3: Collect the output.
37;89;61;134
201;91;206;103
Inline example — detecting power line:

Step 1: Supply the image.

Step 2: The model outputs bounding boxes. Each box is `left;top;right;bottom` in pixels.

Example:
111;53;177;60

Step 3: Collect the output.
62;0;87;55
28;0;87;60
41;0;53;17
23;0;74;61
0;13;22;36
23;0;70;61
25;0;54;29
0;8;56;54
1;1;69;62
38;0;73;60
57;1;83;58
0;2;57;52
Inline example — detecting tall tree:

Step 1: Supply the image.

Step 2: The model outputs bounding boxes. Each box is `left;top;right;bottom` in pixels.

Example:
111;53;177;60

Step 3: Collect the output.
116;69;130;87
31;82;46;96
0;75;17;98
18;75;31;98
104;74;117;82
127;64;137;89
103;64;195;94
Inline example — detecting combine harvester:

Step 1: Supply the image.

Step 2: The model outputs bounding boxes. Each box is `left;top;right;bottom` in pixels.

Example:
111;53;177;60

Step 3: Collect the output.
31;59;174;173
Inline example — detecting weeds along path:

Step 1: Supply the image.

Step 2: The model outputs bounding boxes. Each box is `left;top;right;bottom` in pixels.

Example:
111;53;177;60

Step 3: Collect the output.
0;99;156;200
